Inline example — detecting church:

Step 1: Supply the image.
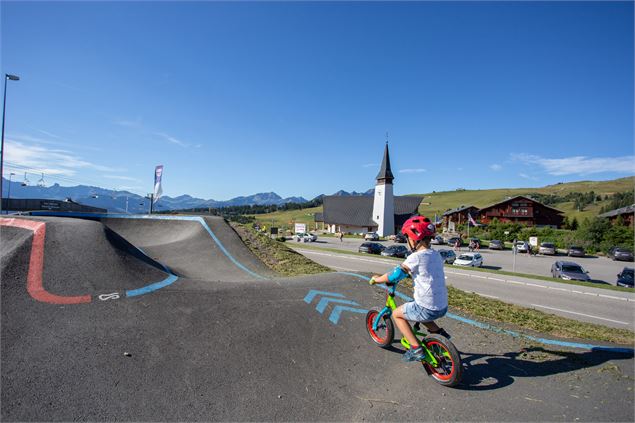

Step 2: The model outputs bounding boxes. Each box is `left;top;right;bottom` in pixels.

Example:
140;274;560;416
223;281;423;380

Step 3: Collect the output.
317;144;423;236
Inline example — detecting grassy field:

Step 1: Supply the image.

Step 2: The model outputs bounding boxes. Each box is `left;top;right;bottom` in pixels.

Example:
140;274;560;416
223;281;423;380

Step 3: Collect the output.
249;177;633;227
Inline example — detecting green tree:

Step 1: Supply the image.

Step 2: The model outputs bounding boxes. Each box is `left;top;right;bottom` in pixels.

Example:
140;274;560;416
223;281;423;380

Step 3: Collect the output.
570;217;579;231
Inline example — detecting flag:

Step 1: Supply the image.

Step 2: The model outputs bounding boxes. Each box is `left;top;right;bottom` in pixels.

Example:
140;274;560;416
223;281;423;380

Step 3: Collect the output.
467;212;477;226
434;213;442;225
153;165;163;203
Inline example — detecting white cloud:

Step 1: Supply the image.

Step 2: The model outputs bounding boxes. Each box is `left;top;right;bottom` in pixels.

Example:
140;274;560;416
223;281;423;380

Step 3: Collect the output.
4;139;122;177
362;163;378;168
103;175;141;182
519;172;538;180
156;132;189;148
490;164;502;171
512;153;635;176
399;168;426;174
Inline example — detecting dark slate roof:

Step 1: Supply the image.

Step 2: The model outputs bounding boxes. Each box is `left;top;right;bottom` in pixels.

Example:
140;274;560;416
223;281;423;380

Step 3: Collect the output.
442;205;478;216
599;204;635;218
322;195;423;227
479;195;564;214
375;143;394;183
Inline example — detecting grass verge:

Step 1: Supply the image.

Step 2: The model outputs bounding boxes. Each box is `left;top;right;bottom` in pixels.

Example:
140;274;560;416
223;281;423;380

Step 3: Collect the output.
290;243;633;293
229;222;331;277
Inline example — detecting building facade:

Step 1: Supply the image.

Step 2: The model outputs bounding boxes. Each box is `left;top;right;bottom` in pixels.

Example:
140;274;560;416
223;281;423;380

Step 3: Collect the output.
477;195;564;228
598;204;634;227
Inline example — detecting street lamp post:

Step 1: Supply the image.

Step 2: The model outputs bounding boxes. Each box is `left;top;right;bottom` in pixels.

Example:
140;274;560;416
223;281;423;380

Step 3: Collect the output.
1;73;20;214
6;172;15;214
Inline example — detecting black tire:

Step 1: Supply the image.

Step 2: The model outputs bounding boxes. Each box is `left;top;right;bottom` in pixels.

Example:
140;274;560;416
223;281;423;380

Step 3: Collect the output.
421;334;463;387
365;309;394;348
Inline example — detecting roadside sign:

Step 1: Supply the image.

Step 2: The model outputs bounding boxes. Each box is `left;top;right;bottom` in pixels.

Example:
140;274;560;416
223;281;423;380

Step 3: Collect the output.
294;223;306;234
529;236;538;247
271;227;278;235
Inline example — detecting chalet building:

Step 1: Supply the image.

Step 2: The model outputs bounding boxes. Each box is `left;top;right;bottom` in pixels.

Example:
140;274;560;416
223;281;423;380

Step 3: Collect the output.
442;205;480;233
321;143;423;235
477;195;564;228
598;204;634;227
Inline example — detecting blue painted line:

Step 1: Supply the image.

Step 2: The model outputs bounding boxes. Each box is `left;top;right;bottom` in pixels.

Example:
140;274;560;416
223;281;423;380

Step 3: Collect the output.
304;289;345;303
126;274;179;297
316;297;360;314
329;305;367;324
336;271;634;354
31;212;266;280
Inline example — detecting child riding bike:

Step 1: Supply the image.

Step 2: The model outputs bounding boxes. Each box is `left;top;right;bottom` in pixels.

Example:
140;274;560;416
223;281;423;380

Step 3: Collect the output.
369;215;450;362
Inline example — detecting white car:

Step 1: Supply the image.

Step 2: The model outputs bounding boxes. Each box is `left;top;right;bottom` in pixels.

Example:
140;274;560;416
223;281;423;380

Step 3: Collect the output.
515;241;530;253
430;235;445;245
364;232;380;241
454;253;483;267
294;233;317;242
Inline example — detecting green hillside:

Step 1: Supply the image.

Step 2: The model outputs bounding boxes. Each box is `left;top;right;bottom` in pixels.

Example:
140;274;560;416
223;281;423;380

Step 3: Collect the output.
251;177;634;230
417;176;634;221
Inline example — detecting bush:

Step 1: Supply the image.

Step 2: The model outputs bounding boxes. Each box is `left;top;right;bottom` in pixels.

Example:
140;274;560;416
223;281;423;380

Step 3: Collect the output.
275;236;286;242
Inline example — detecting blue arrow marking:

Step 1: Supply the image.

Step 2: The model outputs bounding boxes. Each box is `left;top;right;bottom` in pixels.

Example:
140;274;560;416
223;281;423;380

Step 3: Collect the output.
316;297;360;314
304;289;345;304
329;305;368;325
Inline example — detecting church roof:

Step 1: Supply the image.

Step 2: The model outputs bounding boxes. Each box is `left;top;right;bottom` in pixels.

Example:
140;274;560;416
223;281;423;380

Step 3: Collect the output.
375;143;394;183
322;195;423;228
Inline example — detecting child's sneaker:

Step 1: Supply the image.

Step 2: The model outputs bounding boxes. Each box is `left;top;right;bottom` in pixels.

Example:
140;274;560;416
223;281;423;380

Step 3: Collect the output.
402;347;424;362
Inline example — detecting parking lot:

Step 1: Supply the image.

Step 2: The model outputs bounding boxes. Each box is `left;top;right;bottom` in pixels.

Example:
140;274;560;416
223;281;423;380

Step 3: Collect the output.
291;235;633;286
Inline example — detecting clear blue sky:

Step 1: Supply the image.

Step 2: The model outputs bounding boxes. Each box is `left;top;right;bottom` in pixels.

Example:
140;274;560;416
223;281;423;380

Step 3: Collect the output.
2;1;633;200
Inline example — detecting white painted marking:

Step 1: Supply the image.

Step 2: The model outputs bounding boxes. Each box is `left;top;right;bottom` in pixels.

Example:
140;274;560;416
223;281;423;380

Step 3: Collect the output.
98;292;120;301
480;294;499;299
508;280;525;285
583;292;598;297
526;283;547;288
548;287;568;292
599;294;628;301
530;304;630;325
328;265;358;272
488;277;505;282
472;275;487;279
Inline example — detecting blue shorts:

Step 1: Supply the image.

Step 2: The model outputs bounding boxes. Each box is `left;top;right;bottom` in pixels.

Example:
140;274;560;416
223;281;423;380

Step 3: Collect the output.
403;302;447;323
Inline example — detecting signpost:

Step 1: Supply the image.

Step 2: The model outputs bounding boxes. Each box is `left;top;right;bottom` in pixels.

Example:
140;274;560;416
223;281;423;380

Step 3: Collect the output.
294;223;306;234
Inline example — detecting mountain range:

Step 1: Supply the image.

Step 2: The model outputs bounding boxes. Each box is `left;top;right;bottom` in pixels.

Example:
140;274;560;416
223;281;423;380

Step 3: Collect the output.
0;178;372;213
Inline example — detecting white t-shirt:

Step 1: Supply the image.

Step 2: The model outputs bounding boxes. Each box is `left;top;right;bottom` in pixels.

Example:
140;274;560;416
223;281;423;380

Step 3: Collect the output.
403;249;448;311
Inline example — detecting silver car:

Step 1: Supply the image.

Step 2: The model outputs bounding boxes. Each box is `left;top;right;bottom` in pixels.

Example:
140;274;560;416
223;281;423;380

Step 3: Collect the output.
551;261;590;281
539;242;557;255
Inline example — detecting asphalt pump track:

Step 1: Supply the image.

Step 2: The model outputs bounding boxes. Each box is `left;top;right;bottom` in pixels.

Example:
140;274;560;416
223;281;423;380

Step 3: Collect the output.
1;215;633;421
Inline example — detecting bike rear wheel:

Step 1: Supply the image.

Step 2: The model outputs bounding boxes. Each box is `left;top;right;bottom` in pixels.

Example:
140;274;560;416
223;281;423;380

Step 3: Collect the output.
365;309;394;348
421;334;462;387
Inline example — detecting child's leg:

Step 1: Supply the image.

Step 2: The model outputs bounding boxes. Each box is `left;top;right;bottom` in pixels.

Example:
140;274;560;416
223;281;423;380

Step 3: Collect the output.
393;305;421;348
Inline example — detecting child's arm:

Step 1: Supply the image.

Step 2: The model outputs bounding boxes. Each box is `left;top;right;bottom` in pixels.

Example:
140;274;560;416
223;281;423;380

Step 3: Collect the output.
369;264;411;285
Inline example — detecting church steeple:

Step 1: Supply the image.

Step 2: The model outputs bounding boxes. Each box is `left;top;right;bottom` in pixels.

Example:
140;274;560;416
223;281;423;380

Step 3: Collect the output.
375;142;394;184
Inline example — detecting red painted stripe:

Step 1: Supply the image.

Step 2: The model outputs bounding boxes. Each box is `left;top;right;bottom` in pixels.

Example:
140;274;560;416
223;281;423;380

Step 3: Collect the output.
0;218;91;304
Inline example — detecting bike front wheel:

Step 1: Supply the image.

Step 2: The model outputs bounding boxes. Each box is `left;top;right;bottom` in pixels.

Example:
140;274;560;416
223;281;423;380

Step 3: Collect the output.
365;308;394;348
421;334;463;387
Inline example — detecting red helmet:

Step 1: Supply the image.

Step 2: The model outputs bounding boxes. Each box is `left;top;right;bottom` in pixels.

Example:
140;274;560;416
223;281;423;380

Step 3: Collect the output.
401;215;436;241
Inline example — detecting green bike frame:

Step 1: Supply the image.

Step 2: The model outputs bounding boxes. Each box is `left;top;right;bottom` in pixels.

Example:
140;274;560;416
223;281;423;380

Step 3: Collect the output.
371;282;441;367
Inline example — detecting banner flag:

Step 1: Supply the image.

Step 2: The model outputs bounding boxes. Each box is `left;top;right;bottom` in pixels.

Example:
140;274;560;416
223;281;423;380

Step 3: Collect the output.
153;165;164;203
467;212;478;226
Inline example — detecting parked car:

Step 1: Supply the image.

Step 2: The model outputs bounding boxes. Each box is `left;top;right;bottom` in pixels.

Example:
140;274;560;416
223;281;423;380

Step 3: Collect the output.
364;232;380;241
616;268;634;288
293;233;317;242
567;246;586;258
381;245;409;258
515;241;530;253
551;261;590;281
454;253;483;267
447;237;462;247
393;233;407;243
539;242;557;255
488;240;504;250
438;249;456;264
358;242;385;254
608;247;634;262
430;235;445;245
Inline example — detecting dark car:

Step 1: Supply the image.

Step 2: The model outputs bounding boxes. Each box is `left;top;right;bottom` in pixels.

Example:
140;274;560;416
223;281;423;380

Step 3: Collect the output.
616;267;633;288
381;245;409;258
393;233;407;243
608;247;634;262
489;239;504;250
447;237;462;247
430;235;445;245
358;242;385;255
551;261;590;281
616;268;634;288
567;246;586;258
438;249;457;264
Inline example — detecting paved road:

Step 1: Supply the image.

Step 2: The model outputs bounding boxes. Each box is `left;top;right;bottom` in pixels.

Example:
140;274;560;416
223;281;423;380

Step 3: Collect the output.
292;236;634;285
291;246;635;330
1;215;633;422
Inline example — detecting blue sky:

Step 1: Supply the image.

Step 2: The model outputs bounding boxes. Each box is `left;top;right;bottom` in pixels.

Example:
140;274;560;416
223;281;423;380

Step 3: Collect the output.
1;1;633;200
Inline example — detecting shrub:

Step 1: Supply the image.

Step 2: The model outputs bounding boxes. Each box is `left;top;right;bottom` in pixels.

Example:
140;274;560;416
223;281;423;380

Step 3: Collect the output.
276;236;286;242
